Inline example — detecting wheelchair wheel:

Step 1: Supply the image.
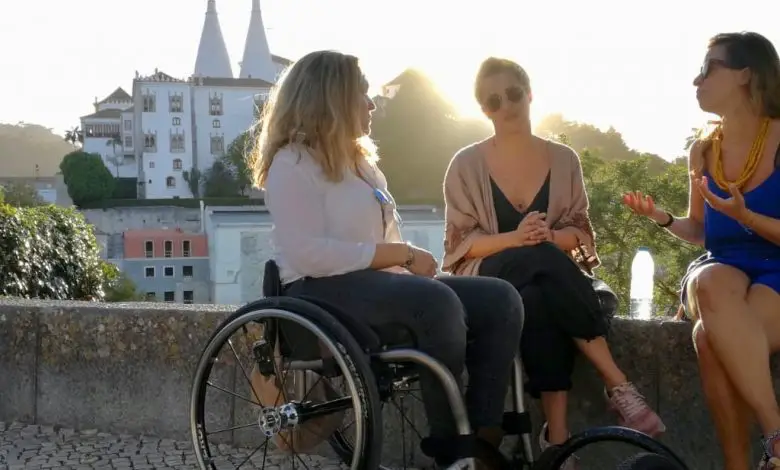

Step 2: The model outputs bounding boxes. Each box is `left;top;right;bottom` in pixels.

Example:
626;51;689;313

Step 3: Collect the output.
532;426;689;470
190;297;384;470
617;452;686;470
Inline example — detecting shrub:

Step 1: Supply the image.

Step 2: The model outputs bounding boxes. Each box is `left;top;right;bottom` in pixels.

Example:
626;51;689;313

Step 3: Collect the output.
0;203;109;300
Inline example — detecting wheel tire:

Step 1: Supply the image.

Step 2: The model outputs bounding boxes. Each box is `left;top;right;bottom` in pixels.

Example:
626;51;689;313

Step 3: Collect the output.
190;297;384;470
617;452;686;470
532;426;689;470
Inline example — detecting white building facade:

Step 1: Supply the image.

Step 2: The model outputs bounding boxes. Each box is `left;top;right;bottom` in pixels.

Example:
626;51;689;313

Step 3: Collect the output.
79;0;290;199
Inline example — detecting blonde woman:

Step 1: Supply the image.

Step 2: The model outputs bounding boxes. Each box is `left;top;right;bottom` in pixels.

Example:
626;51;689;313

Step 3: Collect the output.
249;50;524;468
624;31;780;470
442;57;665;468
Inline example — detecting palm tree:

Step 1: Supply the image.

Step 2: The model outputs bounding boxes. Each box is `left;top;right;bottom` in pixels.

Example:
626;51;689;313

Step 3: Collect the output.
64;126;84;146
105;133;123;177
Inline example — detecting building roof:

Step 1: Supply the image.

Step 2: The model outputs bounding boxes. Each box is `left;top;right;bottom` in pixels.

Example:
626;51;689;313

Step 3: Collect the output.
192;76;274;88
239;0;277;82
81;108;124;120
98;87;132;104
193;0;233;78
135;69;185;83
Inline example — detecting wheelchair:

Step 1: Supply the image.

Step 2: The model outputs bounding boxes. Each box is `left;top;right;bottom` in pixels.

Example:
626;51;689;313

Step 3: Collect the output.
189;260;691;470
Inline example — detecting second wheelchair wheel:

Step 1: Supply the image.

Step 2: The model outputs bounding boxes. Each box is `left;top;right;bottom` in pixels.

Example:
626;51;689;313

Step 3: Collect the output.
189;297;384;470
532;426;689;470
617;452;686;470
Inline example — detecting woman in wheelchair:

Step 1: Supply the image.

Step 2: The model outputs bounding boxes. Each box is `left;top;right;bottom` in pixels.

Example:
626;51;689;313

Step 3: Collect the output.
441;57;665;467
249;49;525;467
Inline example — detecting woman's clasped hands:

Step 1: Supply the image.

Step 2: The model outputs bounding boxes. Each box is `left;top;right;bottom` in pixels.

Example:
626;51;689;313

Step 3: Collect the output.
515;211;552;246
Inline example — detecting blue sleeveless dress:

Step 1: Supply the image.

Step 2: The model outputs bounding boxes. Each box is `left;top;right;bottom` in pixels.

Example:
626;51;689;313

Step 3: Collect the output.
682;147;780;302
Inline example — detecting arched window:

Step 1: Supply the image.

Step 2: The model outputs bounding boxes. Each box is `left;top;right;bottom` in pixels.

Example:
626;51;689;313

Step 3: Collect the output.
173;158;182;170
166;176;176;188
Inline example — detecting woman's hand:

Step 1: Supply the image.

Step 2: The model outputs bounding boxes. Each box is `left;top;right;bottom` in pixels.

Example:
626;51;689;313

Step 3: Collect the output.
406;245;439;278
622;190;657;217
515;211;549;246
694;175;751;224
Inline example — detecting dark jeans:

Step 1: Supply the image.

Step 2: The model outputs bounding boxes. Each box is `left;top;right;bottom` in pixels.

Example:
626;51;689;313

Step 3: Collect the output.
479;242;608;399
285;269;524;438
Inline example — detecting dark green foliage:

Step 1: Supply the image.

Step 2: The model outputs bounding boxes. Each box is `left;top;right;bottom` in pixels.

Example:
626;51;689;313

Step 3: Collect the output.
101;263;144;302
59;150;115;207
111;178;138;199
202;160;241;198
0;203;109;300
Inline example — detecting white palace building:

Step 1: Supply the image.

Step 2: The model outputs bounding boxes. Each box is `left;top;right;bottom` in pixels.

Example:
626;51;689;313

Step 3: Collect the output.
79;0;290;199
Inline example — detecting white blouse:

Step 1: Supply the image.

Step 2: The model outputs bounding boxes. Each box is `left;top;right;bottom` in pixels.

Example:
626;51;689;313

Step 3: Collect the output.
263;144;405;284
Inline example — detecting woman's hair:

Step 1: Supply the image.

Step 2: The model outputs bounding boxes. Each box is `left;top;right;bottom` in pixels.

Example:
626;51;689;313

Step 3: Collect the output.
709;31;780;118
249;50;377;188
473;57;531;102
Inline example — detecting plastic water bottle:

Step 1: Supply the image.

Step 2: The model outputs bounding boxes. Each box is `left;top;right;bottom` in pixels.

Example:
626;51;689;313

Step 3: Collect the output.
629;247;655;320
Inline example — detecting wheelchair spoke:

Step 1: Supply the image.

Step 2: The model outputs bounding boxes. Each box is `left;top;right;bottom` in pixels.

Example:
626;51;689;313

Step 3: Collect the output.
206;422;258;435
233;438;270;469
227;338;263;405
205;381;257;406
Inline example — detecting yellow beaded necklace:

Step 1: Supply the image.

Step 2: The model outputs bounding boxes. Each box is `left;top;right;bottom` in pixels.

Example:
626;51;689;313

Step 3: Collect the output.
710;117;771;191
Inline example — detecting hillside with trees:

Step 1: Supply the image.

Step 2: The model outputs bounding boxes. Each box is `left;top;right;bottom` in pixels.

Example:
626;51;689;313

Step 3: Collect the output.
0;122;76;177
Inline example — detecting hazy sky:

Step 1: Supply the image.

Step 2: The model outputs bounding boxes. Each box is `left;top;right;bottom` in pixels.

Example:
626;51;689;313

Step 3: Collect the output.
1;0;778;161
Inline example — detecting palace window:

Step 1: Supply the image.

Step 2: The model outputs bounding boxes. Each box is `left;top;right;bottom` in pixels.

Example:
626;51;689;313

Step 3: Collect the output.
170;131;185;153
210;136;224;155
173;158;182;170
142;93;156;112
209;93;223;116
169;93;183;113
144;132;157;152
166;176;176;188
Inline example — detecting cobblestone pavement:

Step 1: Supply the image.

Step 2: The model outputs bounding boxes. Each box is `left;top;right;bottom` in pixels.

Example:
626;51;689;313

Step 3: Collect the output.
0;421;349;470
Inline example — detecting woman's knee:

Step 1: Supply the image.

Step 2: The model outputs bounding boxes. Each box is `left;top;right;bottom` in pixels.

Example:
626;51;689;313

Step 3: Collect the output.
687;264;750;316
440;276;524;338
407;278;468;348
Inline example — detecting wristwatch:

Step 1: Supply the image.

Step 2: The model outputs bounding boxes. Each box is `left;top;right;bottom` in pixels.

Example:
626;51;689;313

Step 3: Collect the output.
656;211;675;228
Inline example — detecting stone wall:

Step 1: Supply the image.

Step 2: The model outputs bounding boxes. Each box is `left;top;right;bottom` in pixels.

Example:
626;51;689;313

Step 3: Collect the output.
1;299;776;469
81;207;202;235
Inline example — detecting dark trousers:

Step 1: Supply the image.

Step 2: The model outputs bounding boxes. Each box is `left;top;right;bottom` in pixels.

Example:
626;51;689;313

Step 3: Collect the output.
285;269;524;439
479;242;608;399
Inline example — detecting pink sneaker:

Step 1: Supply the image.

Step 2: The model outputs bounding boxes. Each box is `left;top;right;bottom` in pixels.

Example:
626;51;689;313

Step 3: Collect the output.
757;455;780;469
758;431;780;469
605;383;666;437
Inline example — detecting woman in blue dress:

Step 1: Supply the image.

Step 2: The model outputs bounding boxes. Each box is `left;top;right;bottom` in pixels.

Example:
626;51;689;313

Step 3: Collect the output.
623;31;780;470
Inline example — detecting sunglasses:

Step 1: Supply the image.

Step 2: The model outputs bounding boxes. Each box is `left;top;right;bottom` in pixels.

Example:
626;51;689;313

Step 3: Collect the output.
483;86;526;113
699;58;735;79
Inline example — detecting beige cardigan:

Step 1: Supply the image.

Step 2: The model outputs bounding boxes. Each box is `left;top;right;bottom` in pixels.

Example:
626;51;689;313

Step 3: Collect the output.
441;138;601;276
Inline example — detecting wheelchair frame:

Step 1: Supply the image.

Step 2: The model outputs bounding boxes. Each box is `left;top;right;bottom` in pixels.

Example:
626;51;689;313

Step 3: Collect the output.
189;260;690;470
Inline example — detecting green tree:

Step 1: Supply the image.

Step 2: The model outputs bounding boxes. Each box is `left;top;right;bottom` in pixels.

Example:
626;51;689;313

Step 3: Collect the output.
202;160;240;197
0;181;45;207
370;69;492;205
0;203;110;300
105;133;124;177
59;150;115;207
183;167;203;197
101;263;144;301
575;149;703;315
222;131;255;195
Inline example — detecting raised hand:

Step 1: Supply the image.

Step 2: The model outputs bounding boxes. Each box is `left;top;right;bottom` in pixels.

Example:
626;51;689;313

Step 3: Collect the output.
622;191;657;217
694;175;751;223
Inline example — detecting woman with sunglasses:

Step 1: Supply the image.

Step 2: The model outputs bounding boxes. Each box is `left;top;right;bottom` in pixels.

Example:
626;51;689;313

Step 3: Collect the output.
251;50;525;468
623;31;780;470
442;57;664;468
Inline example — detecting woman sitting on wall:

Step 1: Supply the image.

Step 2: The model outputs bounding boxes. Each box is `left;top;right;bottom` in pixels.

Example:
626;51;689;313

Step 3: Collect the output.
624;31;780;470
249;49;525;468
442;57;665;468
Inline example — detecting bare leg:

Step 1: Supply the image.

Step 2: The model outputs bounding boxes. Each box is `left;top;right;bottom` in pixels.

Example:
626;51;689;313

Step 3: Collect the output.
573;337;627;389
692;266;780;436
692;319;751;470
745;283;780;457
541;392;569;445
